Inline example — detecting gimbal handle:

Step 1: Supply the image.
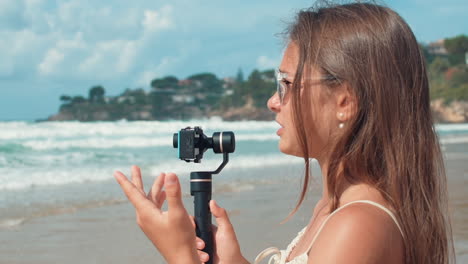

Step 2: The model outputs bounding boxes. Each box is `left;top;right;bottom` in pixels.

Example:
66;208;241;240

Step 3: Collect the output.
190;153;229;264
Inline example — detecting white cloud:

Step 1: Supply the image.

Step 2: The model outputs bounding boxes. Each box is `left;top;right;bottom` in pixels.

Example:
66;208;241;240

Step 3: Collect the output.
256;55;279;69
136;56;181;87
117;41;138;73
142;5;174;33
77;39;139;77
38;49;65;75
0;1;177;81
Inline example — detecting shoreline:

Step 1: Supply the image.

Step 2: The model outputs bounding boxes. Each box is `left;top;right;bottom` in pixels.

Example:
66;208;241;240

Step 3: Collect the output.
1;162;466;263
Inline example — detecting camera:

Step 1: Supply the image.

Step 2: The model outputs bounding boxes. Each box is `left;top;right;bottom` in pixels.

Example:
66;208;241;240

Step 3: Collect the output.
173;126;235;163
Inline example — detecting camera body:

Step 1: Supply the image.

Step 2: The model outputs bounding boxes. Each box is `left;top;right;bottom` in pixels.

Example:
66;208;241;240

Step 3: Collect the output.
173;126;235;163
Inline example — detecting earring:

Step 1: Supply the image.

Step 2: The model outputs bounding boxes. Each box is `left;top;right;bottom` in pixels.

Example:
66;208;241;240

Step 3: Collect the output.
338;112;345;129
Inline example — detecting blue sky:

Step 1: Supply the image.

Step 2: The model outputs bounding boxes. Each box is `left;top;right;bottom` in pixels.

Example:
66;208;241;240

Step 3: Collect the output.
1;0;467;120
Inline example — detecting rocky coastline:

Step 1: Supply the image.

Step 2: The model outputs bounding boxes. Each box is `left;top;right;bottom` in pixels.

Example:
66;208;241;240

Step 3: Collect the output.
46;99;466;123
431;99;468;123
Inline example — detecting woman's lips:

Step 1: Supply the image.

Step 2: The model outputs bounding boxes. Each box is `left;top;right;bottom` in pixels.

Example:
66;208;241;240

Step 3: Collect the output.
277;127;284;136
276;120;284;136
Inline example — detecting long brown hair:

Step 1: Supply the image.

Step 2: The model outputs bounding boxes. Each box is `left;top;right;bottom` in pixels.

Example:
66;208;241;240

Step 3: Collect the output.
284;1;454;263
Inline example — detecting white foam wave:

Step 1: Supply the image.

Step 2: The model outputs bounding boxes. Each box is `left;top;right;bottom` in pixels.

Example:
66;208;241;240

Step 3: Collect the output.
2;121;466;142
0;120;278;140
440;136;468;145
0;154;302;191
20;133;278;150
0;217;26;229
436;123;468;132
149;154;304;176
22;137;172;150
0;167;114;191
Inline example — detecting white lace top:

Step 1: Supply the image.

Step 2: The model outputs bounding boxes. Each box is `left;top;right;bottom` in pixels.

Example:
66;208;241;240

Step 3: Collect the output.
254;200;404;264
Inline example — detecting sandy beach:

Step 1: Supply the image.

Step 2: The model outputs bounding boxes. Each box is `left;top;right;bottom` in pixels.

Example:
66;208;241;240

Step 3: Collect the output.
1;158;466;263
0;121;466;263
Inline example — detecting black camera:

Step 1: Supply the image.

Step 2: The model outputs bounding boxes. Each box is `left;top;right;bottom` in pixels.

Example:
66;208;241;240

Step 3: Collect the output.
173;126;235;163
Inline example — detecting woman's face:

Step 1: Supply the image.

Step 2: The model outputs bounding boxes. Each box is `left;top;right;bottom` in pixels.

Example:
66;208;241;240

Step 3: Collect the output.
267;43;339;159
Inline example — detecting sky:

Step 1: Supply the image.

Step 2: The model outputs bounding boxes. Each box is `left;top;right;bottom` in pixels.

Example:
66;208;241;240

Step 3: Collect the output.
1;0;467;121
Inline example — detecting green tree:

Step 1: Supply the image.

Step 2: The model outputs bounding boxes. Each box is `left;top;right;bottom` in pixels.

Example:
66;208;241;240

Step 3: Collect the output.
151;76;179;89
444;35;468;54
419;44;435;64
60;95;72;103
246;69;276;108
428;57;450;77
450;67;468;86
130;88;148;105
150;90;173;119
89;85;105;104
72;96;87;104
187;73;222;93
236;68;244;83
444;35;468;65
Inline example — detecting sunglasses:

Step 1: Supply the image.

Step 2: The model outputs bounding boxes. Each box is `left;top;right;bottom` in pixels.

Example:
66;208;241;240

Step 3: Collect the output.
275;68;339;104
275;69;290;104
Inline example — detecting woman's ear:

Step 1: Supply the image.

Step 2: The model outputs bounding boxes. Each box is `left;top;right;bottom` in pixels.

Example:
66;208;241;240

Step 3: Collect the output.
335;85;357;122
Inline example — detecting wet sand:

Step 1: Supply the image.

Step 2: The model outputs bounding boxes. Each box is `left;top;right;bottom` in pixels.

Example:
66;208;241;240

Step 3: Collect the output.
0;158;466;263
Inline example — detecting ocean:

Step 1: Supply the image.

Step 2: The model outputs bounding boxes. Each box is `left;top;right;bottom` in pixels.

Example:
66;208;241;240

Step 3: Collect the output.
0;120;466;263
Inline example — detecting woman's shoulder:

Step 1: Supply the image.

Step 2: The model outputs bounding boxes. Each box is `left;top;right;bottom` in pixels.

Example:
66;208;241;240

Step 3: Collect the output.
306;200;404;264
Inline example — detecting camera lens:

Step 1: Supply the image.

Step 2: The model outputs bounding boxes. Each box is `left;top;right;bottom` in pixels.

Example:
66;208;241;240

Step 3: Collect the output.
173;133;178;148
212;132;235;153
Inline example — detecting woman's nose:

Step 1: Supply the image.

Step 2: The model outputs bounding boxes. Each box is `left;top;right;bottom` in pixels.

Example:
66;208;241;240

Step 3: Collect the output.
267;92;281;113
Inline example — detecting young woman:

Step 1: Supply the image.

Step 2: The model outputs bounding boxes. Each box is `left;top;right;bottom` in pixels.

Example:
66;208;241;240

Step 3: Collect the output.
114;2;454;263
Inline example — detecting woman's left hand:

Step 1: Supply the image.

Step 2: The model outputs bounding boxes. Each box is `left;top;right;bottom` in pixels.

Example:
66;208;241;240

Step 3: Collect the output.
114;166;200;264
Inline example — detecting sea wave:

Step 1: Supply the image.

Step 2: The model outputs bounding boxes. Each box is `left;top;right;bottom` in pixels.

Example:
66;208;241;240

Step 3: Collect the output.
148;154;304;177
436;123;468;133
19;133;278;150
0;154;302;191
440;136;468;145
0;143;29;153
0;120;278;140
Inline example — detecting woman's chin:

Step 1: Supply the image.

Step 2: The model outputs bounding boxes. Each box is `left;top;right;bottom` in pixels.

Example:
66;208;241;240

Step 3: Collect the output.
278;141;303;157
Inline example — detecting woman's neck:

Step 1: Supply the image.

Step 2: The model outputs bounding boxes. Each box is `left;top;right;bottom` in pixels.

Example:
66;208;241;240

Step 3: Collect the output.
317;157;387;209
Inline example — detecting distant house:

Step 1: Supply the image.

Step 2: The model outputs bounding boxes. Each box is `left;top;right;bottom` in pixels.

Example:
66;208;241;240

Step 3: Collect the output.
427;39;448;55
117;96;135;104
172;94;195;103
178;79;193;86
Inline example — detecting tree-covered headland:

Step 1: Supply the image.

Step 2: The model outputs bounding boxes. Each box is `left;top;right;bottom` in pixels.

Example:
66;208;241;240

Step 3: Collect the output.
49;35;468;122
52;69;276;121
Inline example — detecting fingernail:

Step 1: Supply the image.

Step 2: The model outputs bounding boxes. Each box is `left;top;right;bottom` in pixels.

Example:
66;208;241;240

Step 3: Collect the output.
166;174;177;185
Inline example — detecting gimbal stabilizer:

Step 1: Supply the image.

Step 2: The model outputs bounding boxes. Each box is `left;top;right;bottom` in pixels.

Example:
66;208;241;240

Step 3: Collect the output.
173;127;235;264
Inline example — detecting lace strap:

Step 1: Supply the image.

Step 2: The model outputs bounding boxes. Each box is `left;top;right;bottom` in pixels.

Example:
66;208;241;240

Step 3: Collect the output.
254;247;281;264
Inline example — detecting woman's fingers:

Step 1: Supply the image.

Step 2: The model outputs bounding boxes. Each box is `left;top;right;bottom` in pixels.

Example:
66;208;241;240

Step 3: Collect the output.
198;250;209;263
131;165;144;194
210;200;233;230
196;237;205;249
114;171;155;212
190;215;196;229
147;173;166;207
156;190;166;209
164;173;186;216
